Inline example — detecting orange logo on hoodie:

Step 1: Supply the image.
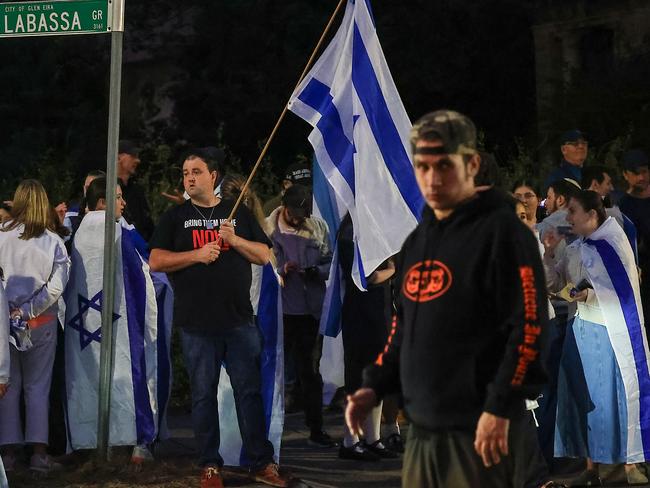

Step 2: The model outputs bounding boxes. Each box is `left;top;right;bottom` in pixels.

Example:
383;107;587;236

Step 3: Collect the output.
402;260;453;302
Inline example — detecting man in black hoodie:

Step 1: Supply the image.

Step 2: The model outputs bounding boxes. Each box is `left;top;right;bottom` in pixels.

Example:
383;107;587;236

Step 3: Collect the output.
345;110;549;487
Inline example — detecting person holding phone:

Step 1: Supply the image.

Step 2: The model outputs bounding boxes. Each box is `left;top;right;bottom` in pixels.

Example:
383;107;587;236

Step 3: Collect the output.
267;184;336;448
543;190;649;485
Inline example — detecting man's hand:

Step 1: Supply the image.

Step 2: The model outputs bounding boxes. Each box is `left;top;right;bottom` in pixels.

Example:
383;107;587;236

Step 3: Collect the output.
161;189;186;205
474;412;509;467
195;241;221;265
345;388;377;436
219;221;239;247
0;383;8;399
283;261;300;276
54;202;67;224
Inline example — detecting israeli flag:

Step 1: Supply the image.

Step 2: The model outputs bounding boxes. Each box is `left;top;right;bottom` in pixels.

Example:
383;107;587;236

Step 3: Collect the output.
64;211;161;449
312;158;347;403
216;263;284;465
288;0;423;291
581;217;650;462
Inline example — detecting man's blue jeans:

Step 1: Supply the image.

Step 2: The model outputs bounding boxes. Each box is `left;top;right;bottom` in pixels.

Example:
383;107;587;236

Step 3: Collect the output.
181;323;275;469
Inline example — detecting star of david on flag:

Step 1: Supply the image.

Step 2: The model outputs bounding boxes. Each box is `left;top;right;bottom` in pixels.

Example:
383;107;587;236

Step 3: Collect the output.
67;291;120;350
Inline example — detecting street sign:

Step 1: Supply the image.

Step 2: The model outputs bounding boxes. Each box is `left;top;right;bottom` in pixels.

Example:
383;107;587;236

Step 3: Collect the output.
0;0;112;37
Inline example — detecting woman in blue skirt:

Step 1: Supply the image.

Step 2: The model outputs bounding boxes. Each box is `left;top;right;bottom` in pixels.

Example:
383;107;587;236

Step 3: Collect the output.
544;190;649;486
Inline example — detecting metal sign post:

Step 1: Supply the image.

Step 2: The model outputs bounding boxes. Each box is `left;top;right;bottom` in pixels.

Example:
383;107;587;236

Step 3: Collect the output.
0;0;125;461
97;0;125;461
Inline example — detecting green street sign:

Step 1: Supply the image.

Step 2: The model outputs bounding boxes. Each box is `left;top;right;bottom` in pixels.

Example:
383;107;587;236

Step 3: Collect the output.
0;0;113;37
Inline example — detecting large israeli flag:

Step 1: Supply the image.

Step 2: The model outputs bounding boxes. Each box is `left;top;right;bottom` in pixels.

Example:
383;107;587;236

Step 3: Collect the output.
581;217;650;462
216;263;284;466
288;0;423;291
64;211;160;449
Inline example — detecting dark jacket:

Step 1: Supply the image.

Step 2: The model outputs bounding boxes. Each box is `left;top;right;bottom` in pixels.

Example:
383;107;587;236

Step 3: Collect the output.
543;160;581;193
363;188;549;431
119;178;154;241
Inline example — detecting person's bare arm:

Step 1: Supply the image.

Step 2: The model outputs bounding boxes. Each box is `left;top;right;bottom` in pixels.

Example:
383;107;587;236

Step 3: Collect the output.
150;241;220;273
219;221;270;265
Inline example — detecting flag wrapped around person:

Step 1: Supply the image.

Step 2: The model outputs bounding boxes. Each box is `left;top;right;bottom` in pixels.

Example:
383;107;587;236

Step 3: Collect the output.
64;211;163;450
216;263;284;465
581;217;650;462
288;0;423;292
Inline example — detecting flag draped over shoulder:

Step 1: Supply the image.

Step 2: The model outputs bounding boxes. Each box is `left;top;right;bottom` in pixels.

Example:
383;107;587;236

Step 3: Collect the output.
64;211;160;449
217;263;284;466
581;217;650;462
288;0;423;291
120;218;174;438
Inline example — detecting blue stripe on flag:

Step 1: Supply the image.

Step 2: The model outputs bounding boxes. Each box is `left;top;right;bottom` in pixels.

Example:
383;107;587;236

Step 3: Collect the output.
156;284;170;434
351;24;423;218
257;264;278;434
323;251;343;337
355;241;368;290
121;233;156;445
240;264;279;465
588;238;650;458
297;78;356;195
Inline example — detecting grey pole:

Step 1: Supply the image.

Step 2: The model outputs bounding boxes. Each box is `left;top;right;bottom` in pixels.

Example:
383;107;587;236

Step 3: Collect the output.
97;0;125;462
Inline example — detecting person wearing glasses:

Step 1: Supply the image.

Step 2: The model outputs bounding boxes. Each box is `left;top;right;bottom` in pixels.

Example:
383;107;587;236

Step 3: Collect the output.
512;180;542;227
544;130;588;193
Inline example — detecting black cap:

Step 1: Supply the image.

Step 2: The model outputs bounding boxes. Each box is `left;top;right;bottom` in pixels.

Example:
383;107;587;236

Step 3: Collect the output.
560;129;587;144
410;110;477;155
118;139;141;156
622;149;649;173
282;184;312;218
285;162;312;186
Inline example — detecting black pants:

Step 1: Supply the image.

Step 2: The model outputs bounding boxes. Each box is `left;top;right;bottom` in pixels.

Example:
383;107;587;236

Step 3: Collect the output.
283;314;323;432
403;412;549;488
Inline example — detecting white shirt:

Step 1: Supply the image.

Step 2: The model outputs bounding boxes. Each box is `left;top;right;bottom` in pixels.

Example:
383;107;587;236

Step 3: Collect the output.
0;223;70;319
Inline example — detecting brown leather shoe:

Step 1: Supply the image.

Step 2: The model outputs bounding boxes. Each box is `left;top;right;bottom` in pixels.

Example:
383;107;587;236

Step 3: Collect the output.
252;463;291;487
200;466;224;488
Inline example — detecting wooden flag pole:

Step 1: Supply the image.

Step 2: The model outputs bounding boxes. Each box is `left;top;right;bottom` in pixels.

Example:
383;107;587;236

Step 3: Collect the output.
227;0;346;220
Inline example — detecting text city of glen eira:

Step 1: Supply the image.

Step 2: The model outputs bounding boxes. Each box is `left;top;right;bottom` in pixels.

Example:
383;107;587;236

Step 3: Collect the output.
2;2;106;35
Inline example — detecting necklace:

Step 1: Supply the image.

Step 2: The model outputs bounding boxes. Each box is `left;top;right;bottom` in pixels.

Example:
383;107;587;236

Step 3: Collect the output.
191;202;217;229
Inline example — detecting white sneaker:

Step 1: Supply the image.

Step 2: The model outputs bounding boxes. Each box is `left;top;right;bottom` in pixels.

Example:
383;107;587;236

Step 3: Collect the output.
130;445;154;465
30;453;63;473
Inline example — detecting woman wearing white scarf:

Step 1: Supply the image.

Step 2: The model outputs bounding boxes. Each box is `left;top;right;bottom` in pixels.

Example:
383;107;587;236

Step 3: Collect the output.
544;190;649;485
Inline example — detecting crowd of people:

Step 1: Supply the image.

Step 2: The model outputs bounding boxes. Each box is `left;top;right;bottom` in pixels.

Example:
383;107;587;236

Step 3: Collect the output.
0;115;647;488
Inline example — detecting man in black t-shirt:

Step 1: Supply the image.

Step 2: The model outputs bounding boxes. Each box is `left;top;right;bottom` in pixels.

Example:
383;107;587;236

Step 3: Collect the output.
149;148;290;488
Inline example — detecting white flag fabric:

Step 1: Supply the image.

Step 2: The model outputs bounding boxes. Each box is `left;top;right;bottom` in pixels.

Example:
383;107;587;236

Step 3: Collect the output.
580;217;650;462
64;211;160;449
288;0;423;290
311;159;346;401
216;263;284;465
